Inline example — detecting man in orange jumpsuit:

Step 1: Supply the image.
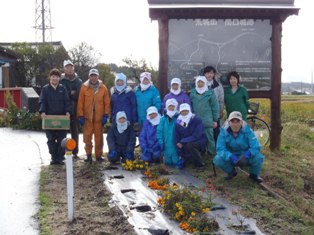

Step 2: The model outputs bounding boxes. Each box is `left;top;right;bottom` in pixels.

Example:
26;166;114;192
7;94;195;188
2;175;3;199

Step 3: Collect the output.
77;68;110;163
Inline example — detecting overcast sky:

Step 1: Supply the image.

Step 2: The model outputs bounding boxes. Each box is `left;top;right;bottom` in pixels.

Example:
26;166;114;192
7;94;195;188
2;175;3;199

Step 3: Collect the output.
0;0;312;83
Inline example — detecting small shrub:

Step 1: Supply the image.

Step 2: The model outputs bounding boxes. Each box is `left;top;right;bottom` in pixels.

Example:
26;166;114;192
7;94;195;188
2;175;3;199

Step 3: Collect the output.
4;91;42;130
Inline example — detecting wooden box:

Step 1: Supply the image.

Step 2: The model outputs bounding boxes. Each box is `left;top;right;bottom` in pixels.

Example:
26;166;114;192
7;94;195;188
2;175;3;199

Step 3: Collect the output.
42;115;70;130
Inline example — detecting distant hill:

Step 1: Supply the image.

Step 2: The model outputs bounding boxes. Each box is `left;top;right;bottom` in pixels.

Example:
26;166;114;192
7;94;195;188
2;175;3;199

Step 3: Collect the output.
282;82;314;94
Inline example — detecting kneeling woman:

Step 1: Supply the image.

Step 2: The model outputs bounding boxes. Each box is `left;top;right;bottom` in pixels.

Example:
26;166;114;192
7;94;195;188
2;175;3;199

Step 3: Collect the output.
174;103;207;169
106;111;136;163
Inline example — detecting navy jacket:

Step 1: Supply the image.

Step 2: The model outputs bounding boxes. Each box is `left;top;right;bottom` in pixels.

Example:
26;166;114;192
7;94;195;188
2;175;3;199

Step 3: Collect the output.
106;122;136;153
39;84;72;115
110;87;137;124
175;115;207;148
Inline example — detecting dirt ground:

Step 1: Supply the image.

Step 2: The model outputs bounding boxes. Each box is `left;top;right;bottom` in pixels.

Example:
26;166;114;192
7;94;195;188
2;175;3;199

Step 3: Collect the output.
39;159;137;235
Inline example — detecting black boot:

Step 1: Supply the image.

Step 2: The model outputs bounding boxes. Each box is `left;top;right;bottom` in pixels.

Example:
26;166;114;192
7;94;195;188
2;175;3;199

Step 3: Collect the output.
249;174;263;183
84;154;92;164
224;168;237;180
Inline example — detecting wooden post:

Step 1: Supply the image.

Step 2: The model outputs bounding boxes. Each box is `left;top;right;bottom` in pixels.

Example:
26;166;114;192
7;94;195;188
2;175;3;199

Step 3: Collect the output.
270;19;283;150
158;17;169;98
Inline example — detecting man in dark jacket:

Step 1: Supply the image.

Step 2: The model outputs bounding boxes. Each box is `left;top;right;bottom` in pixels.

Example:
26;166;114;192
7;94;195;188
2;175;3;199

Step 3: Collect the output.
60;60;82;158
175;103;207;169
106;111;136;163
39;68;72;165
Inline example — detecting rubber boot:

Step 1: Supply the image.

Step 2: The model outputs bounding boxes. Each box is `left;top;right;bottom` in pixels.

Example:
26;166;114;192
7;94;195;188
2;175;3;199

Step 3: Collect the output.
224;168;237;180
84;154;92;164
249;174;263;183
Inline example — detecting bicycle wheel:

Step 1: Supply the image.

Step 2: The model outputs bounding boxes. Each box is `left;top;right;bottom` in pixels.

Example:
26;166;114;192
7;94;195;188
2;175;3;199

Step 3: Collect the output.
247;116;270;146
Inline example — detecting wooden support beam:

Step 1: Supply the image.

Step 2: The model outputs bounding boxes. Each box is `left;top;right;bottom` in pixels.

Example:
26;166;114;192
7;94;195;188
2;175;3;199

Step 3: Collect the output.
270;19;283;150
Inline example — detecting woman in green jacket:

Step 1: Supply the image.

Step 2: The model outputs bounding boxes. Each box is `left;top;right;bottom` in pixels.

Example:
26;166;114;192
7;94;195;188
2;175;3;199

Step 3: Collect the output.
224;71;249;120
190;76;219;155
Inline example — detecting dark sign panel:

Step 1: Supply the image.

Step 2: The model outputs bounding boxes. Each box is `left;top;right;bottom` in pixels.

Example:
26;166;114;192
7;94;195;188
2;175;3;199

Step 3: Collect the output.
168;19;272;90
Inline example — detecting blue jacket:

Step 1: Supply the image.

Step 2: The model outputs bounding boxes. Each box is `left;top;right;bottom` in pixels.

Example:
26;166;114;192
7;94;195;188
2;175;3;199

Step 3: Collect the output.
110;87;137;124
139;120;160;152
157;115;177;148
39;84;72;115
106;122;136;153
174;115;207;148
216;123;262;162
135;85;162;126
214;123;264;175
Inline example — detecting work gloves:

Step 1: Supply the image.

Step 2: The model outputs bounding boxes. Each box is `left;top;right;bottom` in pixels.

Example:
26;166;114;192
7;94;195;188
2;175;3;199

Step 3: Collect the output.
108;150;119;162
102;115;108;125
124;152;134;160
242;151;251;160
79;117;85;126
230;154;238;165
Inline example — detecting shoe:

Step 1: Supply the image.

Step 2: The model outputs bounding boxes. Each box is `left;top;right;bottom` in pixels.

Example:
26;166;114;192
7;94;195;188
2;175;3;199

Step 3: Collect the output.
73;154;80;160
224;169;237;180
50;160;57;165
249;174;263;183
96;157;105;163
84;154;92;164
196;162;206;170
56;161;65;165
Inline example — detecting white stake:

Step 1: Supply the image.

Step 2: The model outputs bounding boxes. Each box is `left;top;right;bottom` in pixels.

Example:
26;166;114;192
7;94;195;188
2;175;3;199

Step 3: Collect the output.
65;151;74;221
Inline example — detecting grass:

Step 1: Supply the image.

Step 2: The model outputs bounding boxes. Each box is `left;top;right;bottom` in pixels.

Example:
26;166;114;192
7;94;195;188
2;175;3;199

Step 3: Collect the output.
38;168;53;235
251;95;314;125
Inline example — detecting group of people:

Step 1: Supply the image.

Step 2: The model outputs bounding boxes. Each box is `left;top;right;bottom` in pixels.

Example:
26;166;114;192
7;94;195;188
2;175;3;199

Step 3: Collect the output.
39;61;264;183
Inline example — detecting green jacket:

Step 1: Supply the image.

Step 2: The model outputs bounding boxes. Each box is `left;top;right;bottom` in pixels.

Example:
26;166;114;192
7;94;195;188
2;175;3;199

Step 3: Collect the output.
224;85;249;120
190;89;219;128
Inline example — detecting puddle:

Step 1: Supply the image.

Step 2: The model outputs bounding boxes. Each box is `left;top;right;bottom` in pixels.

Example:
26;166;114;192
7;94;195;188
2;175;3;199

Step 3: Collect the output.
103;166;265;235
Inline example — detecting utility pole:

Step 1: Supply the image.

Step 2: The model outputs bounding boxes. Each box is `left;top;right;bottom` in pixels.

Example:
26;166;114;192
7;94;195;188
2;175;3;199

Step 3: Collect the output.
34;0;53;43
311;67;314;94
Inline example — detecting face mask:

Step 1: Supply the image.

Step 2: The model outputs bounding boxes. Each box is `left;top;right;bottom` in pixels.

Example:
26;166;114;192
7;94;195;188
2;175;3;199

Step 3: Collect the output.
148;114;161;126
170;88;181;95
115;84;126;92
178;112;193;127
195;86;207;94
167;110;177;118
117;121;128;133
140;83;151;91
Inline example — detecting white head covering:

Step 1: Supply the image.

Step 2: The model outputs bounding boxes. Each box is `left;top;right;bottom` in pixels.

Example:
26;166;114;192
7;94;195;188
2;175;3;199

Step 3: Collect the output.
170;77;182;95
146;106;161;126
116;111;128;133
195;76;208;94
178;103;193;127
140;72;152;91
165;98;178;118
115;73;127;92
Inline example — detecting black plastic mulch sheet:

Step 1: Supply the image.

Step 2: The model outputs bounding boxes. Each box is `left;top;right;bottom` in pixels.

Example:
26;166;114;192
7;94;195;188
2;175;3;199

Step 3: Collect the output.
103;166;265;235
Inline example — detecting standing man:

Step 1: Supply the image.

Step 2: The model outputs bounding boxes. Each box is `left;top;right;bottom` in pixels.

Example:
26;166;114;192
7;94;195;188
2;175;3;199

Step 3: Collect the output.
77;68;110;163
60;60;82;158
39;68;72;165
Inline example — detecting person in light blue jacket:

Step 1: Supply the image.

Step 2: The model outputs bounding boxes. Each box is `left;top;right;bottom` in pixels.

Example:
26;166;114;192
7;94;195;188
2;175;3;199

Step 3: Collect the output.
157;98;179;166
139;106;162;163
213;111;264;183
135;72;162;127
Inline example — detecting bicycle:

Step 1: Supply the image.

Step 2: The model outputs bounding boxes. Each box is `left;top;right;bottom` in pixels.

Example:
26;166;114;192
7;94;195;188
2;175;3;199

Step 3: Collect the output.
247;102;270;146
